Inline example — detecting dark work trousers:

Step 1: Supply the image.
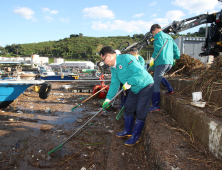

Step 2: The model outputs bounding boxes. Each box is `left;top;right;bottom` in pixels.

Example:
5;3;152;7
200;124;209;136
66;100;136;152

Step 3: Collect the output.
124;83;154;121
154;64;172;92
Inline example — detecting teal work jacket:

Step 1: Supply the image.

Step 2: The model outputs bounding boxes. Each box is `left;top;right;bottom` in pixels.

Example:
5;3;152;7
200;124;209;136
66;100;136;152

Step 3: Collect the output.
151;31;180;68
106;54;154;100
137;55;145;67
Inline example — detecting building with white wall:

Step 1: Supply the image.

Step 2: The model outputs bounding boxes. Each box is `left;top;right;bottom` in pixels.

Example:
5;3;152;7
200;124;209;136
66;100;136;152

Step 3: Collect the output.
61;61;95;69
0;55;49;66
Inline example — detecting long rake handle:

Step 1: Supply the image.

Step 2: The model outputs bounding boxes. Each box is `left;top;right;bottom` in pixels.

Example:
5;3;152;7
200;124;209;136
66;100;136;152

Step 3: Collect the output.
147;39;168;72
48;89;124;155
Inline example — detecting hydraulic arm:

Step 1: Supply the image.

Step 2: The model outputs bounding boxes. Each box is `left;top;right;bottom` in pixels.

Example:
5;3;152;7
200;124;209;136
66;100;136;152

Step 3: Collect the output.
119;10;222;57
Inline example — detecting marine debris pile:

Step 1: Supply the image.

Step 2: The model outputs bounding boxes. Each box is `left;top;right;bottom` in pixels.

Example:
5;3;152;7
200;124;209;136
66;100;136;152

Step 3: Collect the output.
172;54;222;92
168;55;222;116
167;53;206;77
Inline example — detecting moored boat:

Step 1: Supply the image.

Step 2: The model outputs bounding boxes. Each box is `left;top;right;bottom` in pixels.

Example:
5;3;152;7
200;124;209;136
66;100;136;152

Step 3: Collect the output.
20;73;37;80
0;79;51;108
39;66;79;81
40;74;79;81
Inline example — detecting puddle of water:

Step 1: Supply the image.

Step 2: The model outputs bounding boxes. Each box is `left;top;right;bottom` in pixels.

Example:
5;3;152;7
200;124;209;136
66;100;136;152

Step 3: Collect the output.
14;104;102;131
46;115;78;124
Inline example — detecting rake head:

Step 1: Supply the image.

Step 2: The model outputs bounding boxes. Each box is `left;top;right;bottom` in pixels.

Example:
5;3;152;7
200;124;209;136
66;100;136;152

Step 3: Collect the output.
116;106;124;120
71;103;81;112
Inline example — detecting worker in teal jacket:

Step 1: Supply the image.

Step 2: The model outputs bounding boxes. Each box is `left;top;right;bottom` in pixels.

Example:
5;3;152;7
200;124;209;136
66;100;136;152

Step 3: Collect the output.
118;47;146;108
100;46;154;146
130;47;145;67
148;24;180;112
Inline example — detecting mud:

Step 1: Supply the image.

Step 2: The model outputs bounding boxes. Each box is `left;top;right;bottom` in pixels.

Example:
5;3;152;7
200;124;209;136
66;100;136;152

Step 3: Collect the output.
1;82;221;170
0;82;148;170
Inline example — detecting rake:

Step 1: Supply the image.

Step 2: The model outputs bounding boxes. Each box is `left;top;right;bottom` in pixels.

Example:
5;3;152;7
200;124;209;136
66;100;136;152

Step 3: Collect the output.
116;106;124;120
71;85;108;112
48;89;124;155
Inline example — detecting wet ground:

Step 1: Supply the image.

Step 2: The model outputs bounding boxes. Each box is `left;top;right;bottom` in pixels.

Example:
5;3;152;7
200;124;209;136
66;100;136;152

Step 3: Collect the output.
1;82;221;170
0;82;149;170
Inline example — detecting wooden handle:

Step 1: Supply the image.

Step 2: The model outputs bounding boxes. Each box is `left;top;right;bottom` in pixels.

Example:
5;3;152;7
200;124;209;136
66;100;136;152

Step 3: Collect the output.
81;86;108;104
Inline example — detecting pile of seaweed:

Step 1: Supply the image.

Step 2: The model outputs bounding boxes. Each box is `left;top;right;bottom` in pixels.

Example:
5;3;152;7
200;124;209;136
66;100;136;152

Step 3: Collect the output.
193;55;222;91
167;54;206;77
172;55;222;111
211;55;222;69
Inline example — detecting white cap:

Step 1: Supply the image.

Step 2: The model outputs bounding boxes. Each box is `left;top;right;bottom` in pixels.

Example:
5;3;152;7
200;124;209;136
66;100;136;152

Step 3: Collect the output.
115;50;121;55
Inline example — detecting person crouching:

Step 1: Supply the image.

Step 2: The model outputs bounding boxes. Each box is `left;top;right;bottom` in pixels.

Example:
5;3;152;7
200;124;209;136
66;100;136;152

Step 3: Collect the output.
100;46;154;146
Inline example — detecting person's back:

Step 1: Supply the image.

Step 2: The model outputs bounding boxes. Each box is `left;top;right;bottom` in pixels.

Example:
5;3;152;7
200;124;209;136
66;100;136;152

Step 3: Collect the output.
152;31;180;67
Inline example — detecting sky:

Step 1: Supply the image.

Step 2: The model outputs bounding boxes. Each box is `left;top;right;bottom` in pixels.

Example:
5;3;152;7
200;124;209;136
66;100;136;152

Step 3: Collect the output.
1;0;222;47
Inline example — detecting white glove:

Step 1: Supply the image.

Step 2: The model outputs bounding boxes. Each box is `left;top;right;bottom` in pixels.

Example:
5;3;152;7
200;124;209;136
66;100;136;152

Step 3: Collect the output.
104;99;110;103
102;99;110;109
122;82;131;90
149;58;154;67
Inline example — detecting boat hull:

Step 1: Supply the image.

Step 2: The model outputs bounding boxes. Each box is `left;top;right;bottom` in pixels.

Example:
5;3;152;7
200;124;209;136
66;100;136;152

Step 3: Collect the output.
40;75;79;81
20;74;37;80
0;80;45;108
0;100;14;108
0;84;32;108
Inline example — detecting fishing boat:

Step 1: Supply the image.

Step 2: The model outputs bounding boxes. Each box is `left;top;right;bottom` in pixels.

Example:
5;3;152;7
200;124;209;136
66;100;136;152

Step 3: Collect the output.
39;66;79;81
0;79;51;108
20;73;37;80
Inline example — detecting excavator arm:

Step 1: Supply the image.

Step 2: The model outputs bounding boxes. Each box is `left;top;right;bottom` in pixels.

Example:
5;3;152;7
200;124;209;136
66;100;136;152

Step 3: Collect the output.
120;9;222;57
99;8;222;71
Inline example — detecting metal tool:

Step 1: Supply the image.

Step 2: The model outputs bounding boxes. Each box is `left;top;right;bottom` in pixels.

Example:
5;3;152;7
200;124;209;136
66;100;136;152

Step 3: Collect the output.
147;39;168;72
47;89;124;155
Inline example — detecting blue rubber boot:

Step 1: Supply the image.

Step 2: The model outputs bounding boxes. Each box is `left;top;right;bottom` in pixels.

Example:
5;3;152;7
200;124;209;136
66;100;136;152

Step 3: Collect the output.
148;92;160;112
116;115;134;138
124;119;145;146
161;77;175;95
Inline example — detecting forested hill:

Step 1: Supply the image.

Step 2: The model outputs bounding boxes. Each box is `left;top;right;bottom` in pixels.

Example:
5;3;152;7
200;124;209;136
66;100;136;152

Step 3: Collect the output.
2;35;154;61
0;27;207;61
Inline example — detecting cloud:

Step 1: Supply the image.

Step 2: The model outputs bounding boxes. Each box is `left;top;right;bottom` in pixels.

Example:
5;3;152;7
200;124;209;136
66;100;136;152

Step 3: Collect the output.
83;5;115;19
45;16;53;22
166;10;185;21
152;14;157;17
42;7;58;14
133;13;144;18
59;17;70;23
149;1;157;6
152;18;169;27
206;10;219;14
92;20;153;33
151;10;184;28
14;7;36;21
172;0;219;14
